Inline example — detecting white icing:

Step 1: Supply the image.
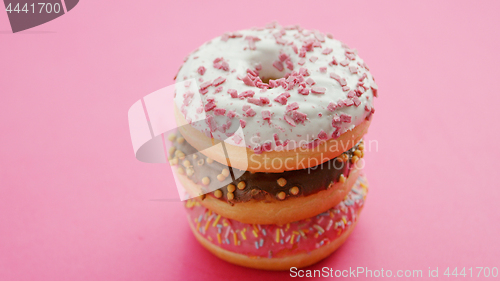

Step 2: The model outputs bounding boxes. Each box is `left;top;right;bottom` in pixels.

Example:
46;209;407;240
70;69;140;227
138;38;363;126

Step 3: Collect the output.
174;24;377;151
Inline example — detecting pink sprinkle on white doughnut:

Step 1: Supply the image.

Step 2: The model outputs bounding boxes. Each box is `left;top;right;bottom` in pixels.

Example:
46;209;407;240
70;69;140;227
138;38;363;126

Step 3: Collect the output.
311;87;326;94
228;89;238;98
327;102;337;112
298;87;310;95
299;67;310;76
352;96;361;107
262;110;271;121
242;75;255;86
279;52;289;62
206;115;216;132
214;108;226;116
233;134;242;144
291;110;307;124
314;31;325;42
197;66;206;75
286;102;299;112
239;119;246;128
273;61;284;71
318;130;328;140
245;108;256;117
322;48;333;55
273;92;289;105
340;114;351;122
239;90;255;99
284;115;296;127
213;77;226;86
344;99;354;107
306;78;315;86
200;81;212;90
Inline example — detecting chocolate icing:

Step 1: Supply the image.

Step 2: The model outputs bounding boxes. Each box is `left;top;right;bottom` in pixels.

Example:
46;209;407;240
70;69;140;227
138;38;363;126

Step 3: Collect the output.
169;131;362;204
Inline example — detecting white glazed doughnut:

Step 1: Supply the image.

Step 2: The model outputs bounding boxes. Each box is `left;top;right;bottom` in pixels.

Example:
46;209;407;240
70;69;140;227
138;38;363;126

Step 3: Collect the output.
173;22;377;171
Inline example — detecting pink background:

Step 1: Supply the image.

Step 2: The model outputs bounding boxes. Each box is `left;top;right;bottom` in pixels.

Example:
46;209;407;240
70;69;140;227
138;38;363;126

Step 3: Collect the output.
1;0;500;280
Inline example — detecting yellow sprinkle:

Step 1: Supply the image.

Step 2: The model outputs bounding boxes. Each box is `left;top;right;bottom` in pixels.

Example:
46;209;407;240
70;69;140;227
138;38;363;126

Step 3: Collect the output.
342;216;347;225
299;230;305;237
233;232;238;245
337;229;342;236
204;217;212;232
292;231;300;235
275;229;280;243
252;229;258;238
212;214;221;227
223;219;229;227
208;209;212;216
290;234;295;244
241;229;247;240
360;183;368;188
196;221;201;231
314;233;319;238
339;174;346;183
285;223;290;231
217;233;222;244
314;224;325;234
167;133;176;142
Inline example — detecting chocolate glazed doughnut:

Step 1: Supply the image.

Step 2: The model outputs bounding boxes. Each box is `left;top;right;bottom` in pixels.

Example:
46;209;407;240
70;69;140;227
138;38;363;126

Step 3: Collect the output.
168;131;365;225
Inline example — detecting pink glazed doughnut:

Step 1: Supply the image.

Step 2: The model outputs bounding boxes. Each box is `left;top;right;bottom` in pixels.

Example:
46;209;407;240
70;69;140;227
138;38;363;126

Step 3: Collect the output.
184;174;368;270
173;22;377;172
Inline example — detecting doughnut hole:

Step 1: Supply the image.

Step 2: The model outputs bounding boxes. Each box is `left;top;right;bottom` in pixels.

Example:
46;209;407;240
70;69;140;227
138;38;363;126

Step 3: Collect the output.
247;46;287;84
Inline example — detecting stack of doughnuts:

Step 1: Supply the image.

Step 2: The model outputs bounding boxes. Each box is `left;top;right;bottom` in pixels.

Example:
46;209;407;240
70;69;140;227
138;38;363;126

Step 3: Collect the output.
169;22;377;270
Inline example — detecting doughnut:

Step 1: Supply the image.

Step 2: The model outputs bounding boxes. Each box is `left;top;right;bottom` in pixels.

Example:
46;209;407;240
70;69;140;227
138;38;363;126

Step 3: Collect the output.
173;23;377;172
167;22;379;270
169;131;365;225
184;174;368;271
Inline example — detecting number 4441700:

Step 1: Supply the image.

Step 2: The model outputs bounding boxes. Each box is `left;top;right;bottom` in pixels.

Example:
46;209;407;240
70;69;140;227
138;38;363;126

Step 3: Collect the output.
443;267;498;278
6;3;62;14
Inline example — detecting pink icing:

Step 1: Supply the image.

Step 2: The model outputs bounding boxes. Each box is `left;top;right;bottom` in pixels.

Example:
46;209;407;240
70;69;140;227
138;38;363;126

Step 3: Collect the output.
184;175;368;258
